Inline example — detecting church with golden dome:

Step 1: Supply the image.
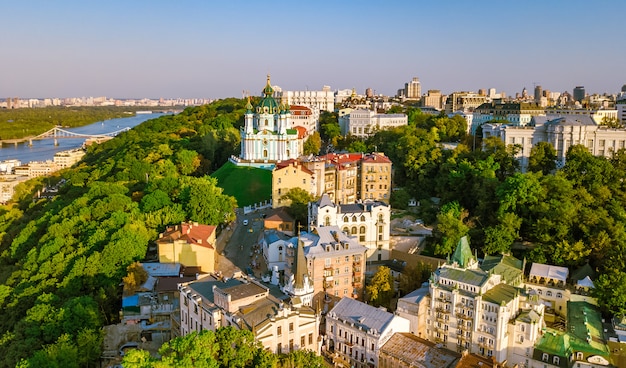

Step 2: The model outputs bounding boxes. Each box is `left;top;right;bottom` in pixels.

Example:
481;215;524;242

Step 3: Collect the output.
239;76;304;163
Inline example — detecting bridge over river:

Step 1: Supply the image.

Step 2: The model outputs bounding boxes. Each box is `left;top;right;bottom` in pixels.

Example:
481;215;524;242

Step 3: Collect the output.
0;126;131;147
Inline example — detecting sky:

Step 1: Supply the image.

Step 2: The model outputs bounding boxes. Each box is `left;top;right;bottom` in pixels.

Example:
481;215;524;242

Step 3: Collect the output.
2;0;625;99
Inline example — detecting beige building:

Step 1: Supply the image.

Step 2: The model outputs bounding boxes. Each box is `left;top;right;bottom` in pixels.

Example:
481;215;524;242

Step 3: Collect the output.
296;226;367;303
274;85;335;112
0;175;29;203
53;148;85;168
339;109;408;137
445;92;488;114
421;90;445;110
156;222;217;273
178;274;320;354
271;159;315;208
302;152;392;205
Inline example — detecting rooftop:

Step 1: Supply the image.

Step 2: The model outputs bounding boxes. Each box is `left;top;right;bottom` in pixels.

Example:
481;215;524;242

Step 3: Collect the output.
482;284;518;305
379;333;459;368
529;263;568;282
436;267;489;288
328;297;396;333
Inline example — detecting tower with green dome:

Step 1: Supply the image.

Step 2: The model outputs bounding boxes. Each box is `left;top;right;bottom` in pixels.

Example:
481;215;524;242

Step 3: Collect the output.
240;75;303;164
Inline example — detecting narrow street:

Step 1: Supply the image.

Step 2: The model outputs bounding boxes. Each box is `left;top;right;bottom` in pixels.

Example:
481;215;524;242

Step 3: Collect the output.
215;208;268;278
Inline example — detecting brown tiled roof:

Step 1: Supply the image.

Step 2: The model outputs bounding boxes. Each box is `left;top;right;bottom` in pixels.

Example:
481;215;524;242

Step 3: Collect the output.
274;159;314;175
157;222;216;249
289;105;312;115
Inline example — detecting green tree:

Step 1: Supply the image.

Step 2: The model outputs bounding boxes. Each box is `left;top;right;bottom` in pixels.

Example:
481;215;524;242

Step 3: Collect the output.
528;142;557;175
434;201;469;256
347;140;368;153
482;212;521;255
319;111;340;143
281;188;315;227
366;266;394;308
278;350;325;368
181;176;237;225
302;132;321;155
593;270;626;317
398;262;431;295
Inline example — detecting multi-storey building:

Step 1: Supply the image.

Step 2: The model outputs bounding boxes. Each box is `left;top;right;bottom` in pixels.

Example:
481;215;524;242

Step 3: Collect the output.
426;237;545;363
445;92;488;114
274;85;335;112
482;116;626;170
308;194;391;261
288;105;319;135
271;159;315;208
421;89;445;110
53;148;85;168
325;297;410;368
156;222;216;273
239;75;304;163
472;102;546;132
339;109;407;137
178;275;320;354
297;226;367;302
545;107;618;124
403;77;422;100
302;152;392;204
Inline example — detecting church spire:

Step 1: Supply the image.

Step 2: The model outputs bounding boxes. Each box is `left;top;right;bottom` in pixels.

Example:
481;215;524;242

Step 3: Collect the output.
294;227;308;289
450;236;475;268
263;74;274;97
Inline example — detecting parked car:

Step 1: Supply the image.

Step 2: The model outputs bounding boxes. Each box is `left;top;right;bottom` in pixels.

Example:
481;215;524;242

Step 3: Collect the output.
243;219;249;226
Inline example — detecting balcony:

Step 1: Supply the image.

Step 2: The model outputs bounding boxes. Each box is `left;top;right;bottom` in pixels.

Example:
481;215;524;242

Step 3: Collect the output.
324;281;334;289
457;313;473;320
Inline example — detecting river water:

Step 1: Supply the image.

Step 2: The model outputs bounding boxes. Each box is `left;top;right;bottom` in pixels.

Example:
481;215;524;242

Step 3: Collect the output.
0;113;164;164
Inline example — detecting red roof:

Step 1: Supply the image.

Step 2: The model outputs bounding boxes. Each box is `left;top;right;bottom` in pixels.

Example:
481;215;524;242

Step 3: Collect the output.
157;222;216;249
294;125;307;139
274;159;314;175
289;105;312;115
361;152;391;164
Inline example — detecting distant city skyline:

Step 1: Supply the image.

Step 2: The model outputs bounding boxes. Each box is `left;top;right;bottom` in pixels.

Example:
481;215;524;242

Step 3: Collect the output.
2;0;625;99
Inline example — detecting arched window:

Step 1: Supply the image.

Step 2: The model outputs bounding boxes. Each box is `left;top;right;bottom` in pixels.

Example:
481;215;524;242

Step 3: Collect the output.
359;226;366;234
263;149;268;158
360;215;365;222
351;216;357;222
546;291;552;297
351;227;357;235
576;352;584;360
342;227;349;235
324;216;330;226
556;292;562;298
265;119;268;126
378;214;384;222
286;149;290;157
343;216;349;223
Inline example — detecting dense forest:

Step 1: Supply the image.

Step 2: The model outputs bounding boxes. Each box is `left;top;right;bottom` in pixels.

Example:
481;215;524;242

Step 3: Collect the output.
0;99;247;367
0;100;625;367
0;106;173;140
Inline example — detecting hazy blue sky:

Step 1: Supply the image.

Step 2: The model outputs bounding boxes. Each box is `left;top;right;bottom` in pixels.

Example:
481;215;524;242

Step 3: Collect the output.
2;0;624;99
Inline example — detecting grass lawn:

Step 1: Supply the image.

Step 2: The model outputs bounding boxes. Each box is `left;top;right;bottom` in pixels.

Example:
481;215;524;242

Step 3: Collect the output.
211;161;272;207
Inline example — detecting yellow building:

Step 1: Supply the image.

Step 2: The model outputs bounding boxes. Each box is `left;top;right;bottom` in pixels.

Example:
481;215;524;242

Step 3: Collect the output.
156;222;216;273
360;152;392;203
272;159;315;208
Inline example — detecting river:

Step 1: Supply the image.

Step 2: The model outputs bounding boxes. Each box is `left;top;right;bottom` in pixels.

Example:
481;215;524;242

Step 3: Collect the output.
0;113;164;164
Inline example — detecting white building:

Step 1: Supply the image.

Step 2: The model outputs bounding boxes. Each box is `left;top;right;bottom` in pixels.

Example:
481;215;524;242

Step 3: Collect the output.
178;274;320;354
482;115;626;170
308;194;391;261
325;297;410;368
396;283;430;338
546;108;618;124
339;109;407;137
261;230;294;272
274;86;335;112
53;148;85;168
239;76;304;163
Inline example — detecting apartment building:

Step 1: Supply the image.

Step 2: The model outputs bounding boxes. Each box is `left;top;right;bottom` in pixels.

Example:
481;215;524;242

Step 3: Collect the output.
178;274;320;354
272;159;315;209
325;297;410;368
308;194;391;261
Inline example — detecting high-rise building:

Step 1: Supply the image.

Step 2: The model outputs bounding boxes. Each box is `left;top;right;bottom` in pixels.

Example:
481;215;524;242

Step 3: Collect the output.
573;86;585;102
404;77;421;100
534;85;543;102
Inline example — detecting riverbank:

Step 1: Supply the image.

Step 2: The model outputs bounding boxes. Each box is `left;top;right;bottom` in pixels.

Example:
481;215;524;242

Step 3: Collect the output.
0;106;171;141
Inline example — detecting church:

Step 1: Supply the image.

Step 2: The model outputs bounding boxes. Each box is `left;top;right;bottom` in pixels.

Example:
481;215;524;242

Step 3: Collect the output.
240;76;305;163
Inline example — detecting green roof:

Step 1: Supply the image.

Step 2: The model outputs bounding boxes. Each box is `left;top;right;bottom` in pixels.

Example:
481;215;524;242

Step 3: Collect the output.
451;236;474;268
437;267;489;287
258;75;279;113
482;283;518;305
285;128;298;135
567;302;609;357
480;255;524;286
535;329;571;356
516;309;541;324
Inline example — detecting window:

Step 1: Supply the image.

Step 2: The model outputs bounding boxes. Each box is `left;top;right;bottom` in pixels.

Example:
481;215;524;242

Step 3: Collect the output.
576;352;583;360
309;333;313;345
542;353;549;362
553;356;560;365
345;256;349;262
277;326;282;336
289;322;294;332
325;258;331;267
301;336;305;347
359;226;366;234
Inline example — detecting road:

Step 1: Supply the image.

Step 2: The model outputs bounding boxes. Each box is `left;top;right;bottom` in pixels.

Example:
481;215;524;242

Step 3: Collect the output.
215;208;268;278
